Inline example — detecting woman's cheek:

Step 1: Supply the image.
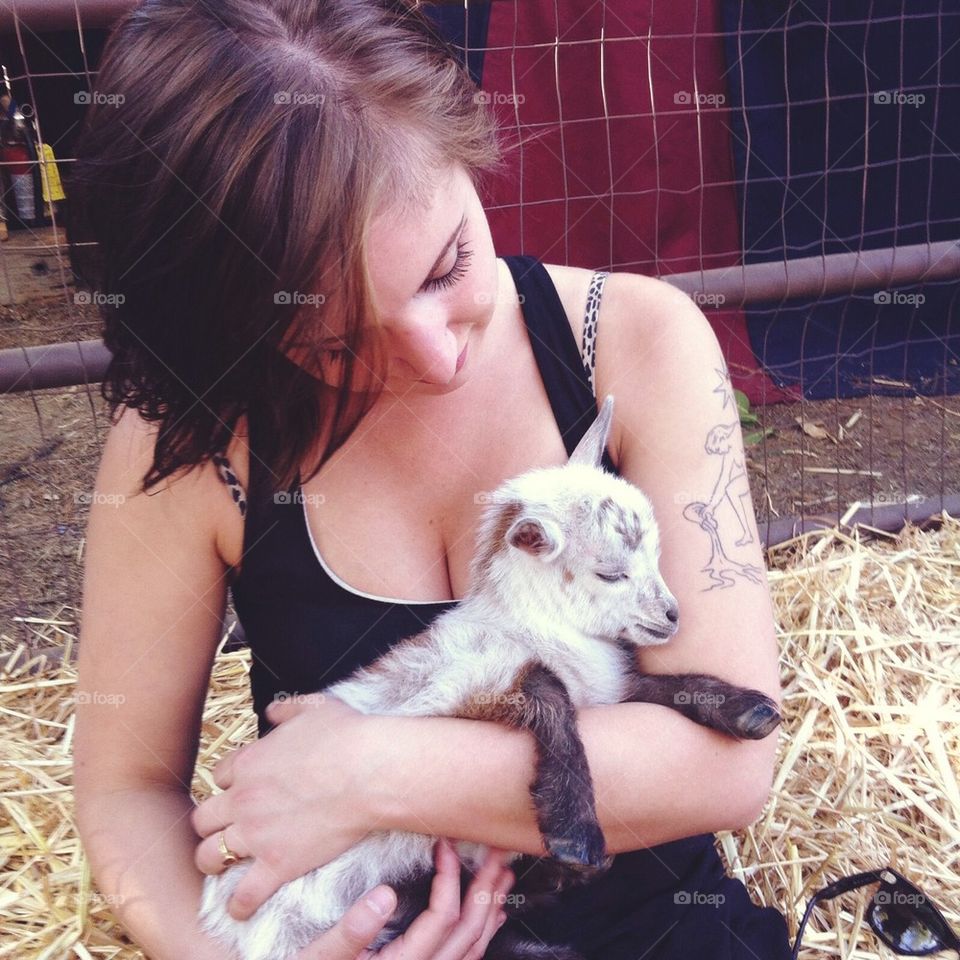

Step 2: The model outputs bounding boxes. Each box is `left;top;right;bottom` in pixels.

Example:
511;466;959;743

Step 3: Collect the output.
465;276;498;325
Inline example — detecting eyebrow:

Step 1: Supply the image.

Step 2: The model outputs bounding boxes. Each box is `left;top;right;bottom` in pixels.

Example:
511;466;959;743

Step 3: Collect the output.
419;213;467;291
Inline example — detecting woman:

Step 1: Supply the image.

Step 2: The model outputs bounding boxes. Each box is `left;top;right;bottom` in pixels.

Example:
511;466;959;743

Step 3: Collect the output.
70;1;791;958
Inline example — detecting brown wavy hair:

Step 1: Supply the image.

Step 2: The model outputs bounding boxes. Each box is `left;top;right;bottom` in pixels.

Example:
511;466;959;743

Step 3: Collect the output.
67;0;506;493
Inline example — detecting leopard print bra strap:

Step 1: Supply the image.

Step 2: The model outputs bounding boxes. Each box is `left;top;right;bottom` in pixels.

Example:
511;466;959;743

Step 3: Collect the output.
581;269;609;397
212;451;247;518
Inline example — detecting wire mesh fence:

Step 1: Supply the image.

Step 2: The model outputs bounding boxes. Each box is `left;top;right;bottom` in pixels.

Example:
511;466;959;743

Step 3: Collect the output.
0;0;958;651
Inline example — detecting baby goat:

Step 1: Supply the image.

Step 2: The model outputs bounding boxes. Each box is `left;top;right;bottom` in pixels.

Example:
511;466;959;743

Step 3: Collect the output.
200;395;781;960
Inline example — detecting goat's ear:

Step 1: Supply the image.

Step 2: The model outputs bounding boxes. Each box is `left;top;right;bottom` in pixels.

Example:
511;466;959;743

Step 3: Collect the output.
506;516;564;562
569;395;614;468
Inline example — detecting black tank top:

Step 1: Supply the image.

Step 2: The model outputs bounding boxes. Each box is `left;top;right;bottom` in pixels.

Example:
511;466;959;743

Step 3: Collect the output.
226;255;791;959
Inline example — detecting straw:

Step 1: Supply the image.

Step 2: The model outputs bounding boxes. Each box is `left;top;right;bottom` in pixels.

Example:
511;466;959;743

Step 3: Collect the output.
735;514;960;957
1;517;958;958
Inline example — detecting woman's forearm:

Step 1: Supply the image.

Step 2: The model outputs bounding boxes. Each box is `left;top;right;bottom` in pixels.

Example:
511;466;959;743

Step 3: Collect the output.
370;701;778;855
74;785;232;960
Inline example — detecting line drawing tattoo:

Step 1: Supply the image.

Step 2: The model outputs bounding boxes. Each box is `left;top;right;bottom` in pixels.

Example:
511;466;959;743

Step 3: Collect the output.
683;361;764;589
712;364;734;411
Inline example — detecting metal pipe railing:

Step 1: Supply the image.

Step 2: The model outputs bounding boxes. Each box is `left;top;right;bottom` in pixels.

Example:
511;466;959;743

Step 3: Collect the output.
1;338;111;393
1;239;957;393
664;239;960;307
761;495;960;548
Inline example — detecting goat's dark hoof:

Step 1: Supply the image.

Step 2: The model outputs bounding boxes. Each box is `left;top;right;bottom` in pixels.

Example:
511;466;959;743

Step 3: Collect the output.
734;697;782;739
545;822;609;870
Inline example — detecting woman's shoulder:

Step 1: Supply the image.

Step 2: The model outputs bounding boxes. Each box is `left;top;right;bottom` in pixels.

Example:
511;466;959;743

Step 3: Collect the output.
101;405;250;572
539;262;718;463
539;262;704;373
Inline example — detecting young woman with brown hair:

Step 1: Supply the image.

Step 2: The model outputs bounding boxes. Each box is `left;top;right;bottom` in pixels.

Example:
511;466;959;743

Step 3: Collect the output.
70;2;791;957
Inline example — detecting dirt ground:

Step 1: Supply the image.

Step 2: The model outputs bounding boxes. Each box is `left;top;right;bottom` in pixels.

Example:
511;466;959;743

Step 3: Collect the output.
2;234;958;658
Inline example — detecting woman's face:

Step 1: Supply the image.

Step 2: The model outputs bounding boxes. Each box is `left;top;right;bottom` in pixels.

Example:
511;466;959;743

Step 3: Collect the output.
287;164;500;397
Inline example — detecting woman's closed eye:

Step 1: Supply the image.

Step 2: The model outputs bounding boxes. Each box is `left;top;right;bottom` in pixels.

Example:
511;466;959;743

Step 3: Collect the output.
423;240;473;293
319;337;350;360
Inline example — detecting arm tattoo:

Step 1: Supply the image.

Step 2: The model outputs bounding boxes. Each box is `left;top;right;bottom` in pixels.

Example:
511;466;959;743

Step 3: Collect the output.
682;358;764;590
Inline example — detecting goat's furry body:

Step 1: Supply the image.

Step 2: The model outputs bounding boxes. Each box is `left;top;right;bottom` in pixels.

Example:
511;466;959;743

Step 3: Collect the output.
200;464;649;960
200;616;629;959
199;399;780;959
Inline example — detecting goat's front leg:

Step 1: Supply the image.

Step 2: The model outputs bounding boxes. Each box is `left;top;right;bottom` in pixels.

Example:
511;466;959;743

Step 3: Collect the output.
626;671;781;739
456;663;609;872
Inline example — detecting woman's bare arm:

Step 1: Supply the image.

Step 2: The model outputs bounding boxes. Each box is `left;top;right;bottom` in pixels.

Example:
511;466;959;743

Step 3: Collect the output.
74;785;233;960
73;405;243;959
357;697;775;857
217;680;775;922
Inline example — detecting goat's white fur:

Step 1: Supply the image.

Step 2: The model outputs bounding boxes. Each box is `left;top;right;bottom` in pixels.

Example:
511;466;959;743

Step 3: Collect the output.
200;397;678;959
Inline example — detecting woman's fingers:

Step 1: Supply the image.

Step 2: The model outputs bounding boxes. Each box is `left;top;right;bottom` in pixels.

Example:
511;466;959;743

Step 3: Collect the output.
394;840;506;960
377;838;465;956
296;837;467;960
206;838;515;960
211;748;239;789
190;790;230;841
225;860;290;922
193;822;248;876
193;823;290;924
469;867;515;958
425;843;513;960
292;886;397;960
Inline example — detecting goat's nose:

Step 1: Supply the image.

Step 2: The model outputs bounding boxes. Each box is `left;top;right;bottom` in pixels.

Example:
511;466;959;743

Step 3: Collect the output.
663;603;679;626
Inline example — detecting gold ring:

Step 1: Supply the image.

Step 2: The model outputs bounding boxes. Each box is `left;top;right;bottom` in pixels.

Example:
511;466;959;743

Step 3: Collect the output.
218;829;240;868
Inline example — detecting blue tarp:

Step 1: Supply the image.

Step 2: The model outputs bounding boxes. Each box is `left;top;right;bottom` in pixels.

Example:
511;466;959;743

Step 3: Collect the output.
422;2;490;88
721;1;960;397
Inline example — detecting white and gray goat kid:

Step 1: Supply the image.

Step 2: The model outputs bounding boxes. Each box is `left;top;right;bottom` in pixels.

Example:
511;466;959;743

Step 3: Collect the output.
200;395;781;960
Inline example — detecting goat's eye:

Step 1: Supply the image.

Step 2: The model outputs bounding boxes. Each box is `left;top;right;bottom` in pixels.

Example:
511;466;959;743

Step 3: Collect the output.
595;571;628;583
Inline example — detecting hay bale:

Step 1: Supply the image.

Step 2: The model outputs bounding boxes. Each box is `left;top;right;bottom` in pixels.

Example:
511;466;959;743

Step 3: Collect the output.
1;518;958;958
724;514;960;957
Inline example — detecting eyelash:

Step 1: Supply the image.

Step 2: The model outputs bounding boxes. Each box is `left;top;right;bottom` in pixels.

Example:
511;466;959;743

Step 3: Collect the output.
424;240;473;293
320;239;473;357
320;339;348;360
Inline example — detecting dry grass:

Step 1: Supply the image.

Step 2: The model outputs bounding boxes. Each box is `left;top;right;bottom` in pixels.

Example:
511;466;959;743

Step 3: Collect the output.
1;517;958;958
724;514;960;957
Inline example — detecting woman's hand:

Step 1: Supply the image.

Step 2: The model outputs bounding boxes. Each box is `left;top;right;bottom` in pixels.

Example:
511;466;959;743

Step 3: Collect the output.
192;695;393;919
294;840;515;960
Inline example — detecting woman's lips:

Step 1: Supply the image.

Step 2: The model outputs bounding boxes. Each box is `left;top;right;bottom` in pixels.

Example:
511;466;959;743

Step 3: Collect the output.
409;342;469;383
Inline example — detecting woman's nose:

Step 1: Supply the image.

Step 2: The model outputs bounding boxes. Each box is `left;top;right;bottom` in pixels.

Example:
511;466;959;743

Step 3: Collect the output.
384;311;459;383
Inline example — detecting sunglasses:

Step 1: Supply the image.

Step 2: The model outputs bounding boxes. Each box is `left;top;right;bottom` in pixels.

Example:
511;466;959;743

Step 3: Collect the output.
792;868;960;958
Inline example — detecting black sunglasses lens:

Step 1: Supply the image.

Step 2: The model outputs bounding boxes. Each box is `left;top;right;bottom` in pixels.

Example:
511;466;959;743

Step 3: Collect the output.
869;892;949;955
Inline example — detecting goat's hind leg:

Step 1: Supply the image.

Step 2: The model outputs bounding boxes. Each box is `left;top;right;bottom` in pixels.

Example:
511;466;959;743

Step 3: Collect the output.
498;662;610;873
626;672;781;739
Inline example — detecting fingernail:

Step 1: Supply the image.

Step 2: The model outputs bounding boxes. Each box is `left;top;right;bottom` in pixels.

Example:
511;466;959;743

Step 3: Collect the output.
497;910;507;928
364;887;394;918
